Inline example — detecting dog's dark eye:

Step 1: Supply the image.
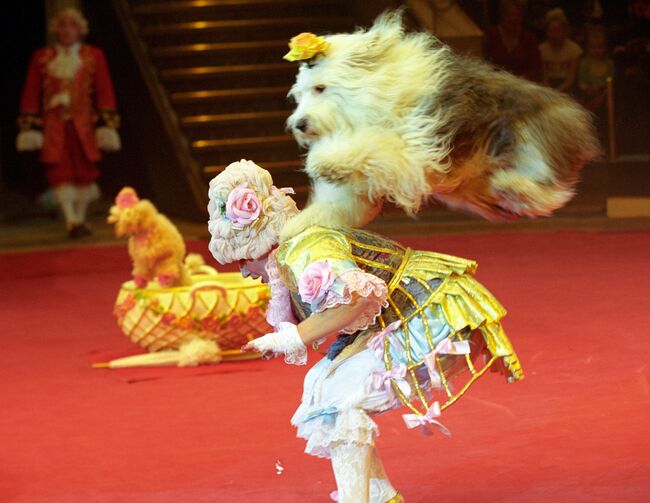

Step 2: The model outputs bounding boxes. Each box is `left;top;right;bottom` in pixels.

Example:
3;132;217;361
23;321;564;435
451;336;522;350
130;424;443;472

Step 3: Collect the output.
313;85;326;94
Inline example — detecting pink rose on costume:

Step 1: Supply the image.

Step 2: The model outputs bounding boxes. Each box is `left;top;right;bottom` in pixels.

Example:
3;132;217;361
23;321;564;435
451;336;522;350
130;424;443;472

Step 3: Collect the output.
225;183;261;226
298;260;336;305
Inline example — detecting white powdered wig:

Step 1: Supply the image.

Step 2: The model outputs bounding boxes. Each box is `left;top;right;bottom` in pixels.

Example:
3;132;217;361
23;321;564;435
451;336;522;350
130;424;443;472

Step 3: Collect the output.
49;8;89;36
207;160;299;264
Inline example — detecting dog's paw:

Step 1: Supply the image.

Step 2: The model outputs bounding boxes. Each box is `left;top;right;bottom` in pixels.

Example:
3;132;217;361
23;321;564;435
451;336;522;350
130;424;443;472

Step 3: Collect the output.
280;214;313;242
306;158;356;184
489;170;573;218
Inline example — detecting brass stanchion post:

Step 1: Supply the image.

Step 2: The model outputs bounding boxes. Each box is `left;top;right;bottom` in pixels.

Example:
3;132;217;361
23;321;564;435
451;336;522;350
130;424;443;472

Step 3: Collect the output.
606;76;616;161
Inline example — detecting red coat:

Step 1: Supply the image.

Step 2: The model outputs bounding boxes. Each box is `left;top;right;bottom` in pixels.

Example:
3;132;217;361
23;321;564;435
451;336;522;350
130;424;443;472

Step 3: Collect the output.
484;26;542;82
19;44;117;164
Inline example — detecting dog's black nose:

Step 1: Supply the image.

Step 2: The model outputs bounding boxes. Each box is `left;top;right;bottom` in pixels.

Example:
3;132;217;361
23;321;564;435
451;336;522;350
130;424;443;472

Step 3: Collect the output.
295;118;308;132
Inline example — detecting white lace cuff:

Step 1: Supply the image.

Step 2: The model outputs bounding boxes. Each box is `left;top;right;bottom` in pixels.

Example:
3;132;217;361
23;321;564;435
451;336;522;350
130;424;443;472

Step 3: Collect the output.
312;269;388;334
250;322;307;365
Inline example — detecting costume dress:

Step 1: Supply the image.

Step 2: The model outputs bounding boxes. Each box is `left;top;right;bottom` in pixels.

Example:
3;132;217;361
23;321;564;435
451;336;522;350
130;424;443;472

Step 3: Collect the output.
266;226;523;460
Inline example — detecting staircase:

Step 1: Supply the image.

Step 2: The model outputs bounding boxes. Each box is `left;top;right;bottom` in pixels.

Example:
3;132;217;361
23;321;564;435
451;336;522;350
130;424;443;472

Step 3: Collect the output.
115;0;354;209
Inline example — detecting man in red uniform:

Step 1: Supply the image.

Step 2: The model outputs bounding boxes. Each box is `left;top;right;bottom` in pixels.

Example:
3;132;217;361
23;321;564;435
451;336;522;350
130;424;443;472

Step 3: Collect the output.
484;0;542;82
17;8;120;238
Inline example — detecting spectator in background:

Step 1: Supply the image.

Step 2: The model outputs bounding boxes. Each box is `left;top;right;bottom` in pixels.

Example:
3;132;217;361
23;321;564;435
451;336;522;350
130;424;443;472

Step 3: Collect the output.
615;0;650;77
627;0;650;41
484;0;542;81
539;8;583;93
578;27;614;112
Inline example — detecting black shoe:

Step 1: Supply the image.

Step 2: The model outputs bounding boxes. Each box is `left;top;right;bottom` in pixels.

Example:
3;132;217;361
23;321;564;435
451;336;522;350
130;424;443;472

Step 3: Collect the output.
68;224;92;239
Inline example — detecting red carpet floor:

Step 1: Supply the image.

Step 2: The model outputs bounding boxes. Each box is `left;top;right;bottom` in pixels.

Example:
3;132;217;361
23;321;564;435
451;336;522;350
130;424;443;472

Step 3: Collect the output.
1;231;649;502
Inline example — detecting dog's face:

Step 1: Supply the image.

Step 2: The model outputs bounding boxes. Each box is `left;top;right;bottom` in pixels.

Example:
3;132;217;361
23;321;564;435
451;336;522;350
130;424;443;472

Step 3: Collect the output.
109;200;157;238
287;17;409;146
287;53;356;147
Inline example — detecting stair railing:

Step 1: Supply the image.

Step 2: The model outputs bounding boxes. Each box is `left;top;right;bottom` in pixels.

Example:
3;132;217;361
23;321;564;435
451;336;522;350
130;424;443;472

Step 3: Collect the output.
405;0;484;56
112;0;209;212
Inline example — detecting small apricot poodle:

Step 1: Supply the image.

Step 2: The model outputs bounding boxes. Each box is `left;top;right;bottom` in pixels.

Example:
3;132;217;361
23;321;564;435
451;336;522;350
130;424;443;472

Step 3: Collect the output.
108;187;195;287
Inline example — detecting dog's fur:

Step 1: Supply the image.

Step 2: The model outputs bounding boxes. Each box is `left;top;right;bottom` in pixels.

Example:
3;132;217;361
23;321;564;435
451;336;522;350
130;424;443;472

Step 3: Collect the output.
108;193;194;287
282;11;600;239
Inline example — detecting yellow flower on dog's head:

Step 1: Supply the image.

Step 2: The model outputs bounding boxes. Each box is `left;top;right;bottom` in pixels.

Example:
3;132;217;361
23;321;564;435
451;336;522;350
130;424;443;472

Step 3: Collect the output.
283;32;330;62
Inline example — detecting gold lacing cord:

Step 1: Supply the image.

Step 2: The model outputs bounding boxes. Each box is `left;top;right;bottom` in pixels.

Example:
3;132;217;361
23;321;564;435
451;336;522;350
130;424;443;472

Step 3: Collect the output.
379;247;515;415
387;247;413;293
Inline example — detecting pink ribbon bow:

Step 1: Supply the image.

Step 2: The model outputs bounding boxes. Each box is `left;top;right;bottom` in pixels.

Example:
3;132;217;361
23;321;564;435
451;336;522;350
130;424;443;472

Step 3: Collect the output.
371;364;411;397
402;402;451;436
424;338;471;389
367;320;402;359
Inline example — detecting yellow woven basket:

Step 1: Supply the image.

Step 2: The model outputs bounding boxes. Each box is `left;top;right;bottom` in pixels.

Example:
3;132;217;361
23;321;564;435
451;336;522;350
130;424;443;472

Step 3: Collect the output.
113;270;271;361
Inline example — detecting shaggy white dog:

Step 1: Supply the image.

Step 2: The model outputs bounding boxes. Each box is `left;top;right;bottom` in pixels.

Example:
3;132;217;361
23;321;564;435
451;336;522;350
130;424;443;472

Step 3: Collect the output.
282;11;600;239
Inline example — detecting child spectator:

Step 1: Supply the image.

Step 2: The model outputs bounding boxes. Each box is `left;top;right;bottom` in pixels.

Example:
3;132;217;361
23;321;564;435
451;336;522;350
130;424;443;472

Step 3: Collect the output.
539;8;583;92
578;27;615;112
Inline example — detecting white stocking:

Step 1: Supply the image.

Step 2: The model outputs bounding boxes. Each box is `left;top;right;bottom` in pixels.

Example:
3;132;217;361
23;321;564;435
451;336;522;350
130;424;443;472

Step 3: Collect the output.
74;183;100;224
53;184;79;228
331;442;372;503
369;447;398;502
331;442;397;503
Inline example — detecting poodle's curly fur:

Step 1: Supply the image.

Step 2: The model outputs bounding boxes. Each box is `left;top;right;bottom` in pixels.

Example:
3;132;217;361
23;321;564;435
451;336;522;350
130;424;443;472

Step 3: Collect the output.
108;190;191;287
282;11;600;239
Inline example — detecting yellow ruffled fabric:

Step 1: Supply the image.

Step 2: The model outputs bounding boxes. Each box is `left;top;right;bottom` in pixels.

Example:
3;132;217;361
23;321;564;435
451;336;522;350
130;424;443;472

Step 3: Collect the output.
404;251;523;383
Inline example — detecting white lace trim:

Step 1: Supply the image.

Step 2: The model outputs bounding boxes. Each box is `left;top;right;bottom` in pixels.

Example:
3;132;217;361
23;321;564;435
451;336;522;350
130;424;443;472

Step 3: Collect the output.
279;322;308;366
264;252;297;329
291;407;379;459
312;269;388;334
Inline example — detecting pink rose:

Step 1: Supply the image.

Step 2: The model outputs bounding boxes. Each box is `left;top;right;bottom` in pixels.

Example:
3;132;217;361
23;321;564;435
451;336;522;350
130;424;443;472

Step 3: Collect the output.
201;316;219;332
225;184;261;227
298;260;336;305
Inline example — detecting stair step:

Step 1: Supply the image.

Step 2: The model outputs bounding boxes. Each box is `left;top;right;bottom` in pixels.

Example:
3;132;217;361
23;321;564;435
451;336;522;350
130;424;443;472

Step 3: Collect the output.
152;39;286;58
192;135;300;167
133;0;349;24
133;4;350;38
140;16;352;45
182;110;289;127
155;50;289;68
171;86;291;114
133;0;345;15
171;86;288;103
203;159;303;175
195;149;301;171
192;135;294;150
161;62;293;80
142;17;349;35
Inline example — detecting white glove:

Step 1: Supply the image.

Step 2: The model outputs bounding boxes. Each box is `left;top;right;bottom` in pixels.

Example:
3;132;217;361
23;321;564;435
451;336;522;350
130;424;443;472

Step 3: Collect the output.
16;130;44;151
96;126;121;152
248;322;307;365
